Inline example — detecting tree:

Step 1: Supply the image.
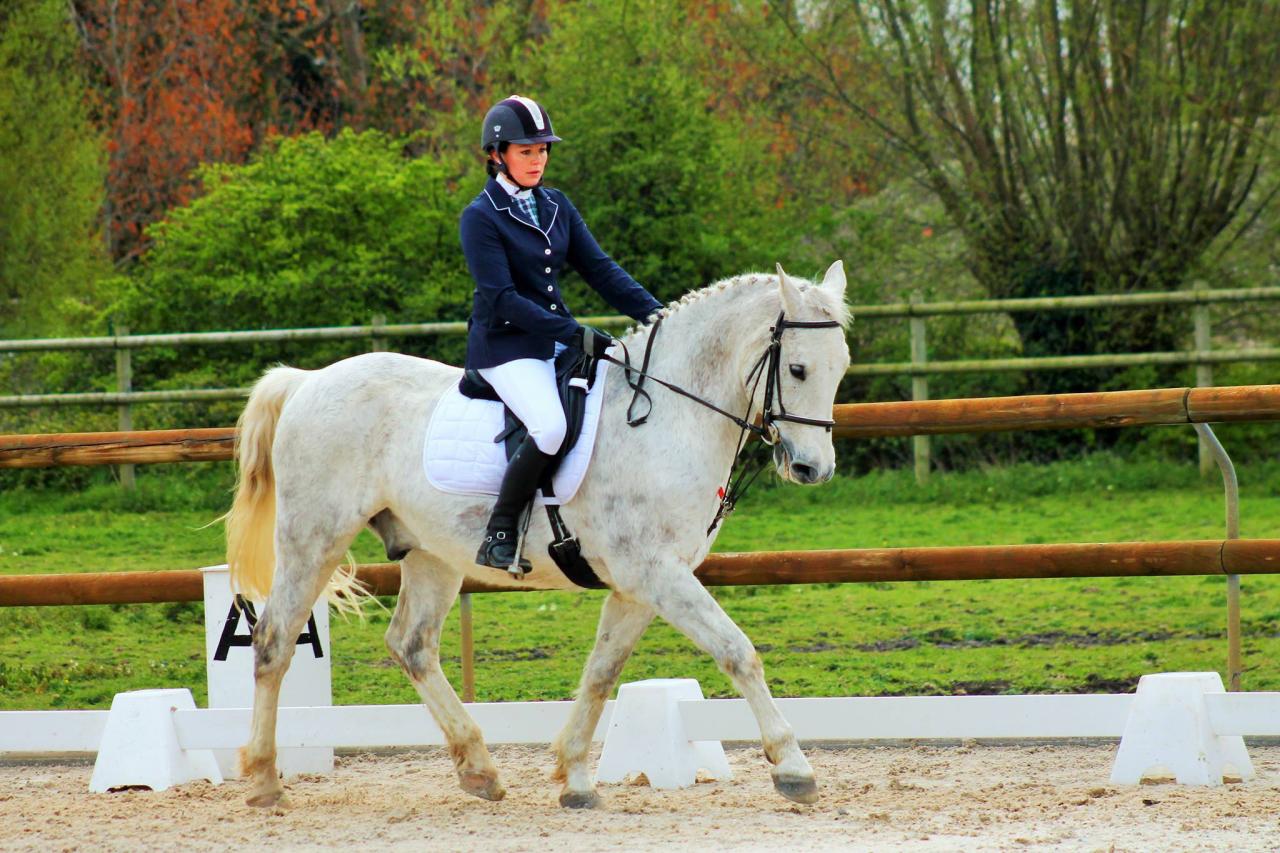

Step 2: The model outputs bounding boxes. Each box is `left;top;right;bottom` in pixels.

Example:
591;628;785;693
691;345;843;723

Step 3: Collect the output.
779;0;1280;390
112;128;472;337
0;0;107;335
535;0;804;305
71;0;257;264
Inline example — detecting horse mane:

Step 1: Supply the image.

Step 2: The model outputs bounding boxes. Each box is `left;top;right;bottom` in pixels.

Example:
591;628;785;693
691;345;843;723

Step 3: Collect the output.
621;270;851;342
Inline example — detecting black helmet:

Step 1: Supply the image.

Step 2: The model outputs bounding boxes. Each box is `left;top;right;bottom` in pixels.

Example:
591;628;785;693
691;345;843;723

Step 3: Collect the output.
480;96;562;152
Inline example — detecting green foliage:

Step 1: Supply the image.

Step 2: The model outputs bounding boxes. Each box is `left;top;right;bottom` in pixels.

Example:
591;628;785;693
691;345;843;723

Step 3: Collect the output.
538;0;801;308
112;128;474;334
0;0;108;336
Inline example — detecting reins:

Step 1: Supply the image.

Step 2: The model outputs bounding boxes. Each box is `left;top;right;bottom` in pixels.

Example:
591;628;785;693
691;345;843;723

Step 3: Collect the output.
601;311;841;534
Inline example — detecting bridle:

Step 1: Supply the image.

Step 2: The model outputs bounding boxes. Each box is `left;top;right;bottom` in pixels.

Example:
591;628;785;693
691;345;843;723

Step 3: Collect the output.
601;311;842;533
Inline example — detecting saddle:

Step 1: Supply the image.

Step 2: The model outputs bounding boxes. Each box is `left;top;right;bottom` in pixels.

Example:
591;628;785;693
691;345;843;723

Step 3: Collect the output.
458;347;606;589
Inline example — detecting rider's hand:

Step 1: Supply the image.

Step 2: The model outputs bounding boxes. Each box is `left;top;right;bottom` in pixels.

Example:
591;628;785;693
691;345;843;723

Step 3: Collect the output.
577;326;614;357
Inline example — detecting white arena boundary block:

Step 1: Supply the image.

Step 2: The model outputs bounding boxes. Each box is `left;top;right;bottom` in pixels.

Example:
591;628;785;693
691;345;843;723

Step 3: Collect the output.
1111;672;1257;786
88;689;222;793
596;679;732;789
5;674;1279;794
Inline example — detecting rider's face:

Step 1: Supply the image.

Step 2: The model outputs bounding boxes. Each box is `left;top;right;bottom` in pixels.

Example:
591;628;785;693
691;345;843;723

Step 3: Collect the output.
494;143;548;185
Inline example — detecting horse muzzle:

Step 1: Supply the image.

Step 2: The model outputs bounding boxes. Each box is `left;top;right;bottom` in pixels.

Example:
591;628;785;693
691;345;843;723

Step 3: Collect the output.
773;441;834;485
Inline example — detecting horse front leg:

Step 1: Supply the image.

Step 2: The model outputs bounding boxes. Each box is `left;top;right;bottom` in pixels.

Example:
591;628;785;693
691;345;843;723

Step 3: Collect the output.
386;552;504;801
552;591;654;809
635;569;818;804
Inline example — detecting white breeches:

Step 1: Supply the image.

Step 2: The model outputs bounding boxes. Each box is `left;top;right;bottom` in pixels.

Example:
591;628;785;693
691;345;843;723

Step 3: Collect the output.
478;345;567;455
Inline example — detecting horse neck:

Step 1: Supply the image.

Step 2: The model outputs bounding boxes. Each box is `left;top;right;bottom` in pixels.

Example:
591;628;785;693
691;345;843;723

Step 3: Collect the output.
621;279;779;424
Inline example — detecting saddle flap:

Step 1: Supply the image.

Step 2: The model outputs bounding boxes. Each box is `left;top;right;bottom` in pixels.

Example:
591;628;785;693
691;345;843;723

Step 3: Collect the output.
486;348;599;468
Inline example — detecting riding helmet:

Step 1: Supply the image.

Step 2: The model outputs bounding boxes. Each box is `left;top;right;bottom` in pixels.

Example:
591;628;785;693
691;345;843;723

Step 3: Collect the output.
480;96;563;151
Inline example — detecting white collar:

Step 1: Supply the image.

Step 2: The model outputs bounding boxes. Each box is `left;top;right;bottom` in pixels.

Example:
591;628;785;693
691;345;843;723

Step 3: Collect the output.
495;173;534;200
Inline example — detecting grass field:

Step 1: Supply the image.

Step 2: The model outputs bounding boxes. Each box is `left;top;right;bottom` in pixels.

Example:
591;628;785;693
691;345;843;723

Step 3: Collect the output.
2;455;1279;711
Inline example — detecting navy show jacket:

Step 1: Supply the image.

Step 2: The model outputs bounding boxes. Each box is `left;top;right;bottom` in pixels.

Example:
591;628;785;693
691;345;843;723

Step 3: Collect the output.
460;177;663;369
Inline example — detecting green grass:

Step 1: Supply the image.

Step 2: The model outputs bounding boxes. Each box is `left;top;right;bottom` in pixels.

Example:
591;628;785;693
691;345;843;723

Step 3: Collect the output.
2;456;1279;710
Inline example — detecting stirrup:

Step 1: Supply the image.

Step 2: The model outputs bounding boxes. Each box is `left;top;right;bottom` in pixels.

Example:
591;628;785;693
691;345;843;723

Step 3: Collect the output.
475;529;531;578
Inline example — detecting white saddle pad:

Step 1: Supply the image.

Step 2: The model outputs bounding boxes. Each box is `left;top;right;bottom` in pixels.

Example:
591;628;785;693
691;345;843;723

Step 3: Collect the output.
423;362;610;506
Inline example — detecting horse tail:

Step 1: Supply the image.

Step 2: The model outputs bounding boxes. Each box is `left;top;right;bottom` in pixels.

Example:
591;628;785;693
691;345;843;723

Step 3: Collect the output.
224;366;309;603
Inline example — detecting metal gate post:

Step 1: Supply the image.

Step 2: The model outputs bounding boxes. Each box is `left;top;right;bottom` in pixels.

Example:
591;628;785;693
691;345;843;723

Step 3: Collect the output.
1193;423;1241;691
460;592;475;702
115;325;135;491
1193;289;1214;477
909;292;930;484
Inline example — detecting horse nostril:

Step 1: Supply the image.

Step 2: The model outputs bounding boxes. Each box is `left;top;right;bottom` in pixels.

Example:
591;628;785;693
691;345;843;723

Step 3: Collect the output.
791;462;817;483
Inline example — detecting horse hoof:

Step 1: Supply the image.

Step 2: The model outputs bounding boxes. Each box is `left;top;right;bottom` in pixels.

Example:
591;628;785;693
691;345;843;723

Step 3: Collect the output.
245;786;288;809
460;771;505;802
559;789;600;809
773;774;819;805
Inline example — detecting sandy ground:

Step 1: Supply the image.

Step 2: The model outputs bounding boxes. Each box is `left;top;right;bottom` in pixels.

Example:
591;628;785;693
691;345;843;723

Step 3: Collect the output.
2;743;1279;851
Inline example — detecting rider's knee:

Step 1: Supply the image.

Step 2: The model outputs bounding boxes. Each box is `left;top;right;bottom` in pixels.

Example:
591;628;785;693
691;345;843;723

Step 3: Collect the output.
530;411;567;455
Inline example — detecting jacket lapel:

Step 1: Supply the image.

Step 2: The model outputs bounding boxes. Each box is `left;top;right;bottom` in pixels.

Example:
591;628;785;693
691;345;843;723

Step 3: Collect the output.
483;178;557;239
536;190;559;237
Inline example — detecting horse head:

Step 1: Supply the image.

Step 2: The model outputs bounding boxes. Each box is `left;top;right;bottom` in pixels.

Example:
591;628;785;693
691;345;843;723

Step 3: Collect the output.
764;261;851;485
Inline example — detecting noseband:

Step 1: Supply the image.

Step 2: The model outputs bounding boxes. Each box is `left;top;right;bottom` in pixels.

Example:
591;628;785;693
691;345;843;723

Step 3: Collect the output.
603;310;842;533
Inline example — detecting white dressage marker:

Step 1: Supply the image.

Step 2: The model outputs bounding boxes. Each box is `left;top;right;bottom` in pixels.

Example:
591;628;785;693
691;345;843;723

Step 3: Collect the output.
201;565;333;779
596;679;732;789
1111;672;1256;786
89;689;222;793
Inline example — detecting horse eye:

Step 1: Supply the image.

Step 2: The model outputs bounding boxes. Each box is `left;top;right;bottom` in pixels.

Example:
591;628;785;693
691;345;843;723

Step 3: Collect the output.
789;364;806;380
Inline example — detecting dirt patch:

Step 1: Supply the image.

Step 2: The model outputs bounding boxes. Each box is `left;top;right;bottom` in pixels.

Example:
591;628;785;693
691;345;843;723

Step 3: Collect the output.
3;744;1279;851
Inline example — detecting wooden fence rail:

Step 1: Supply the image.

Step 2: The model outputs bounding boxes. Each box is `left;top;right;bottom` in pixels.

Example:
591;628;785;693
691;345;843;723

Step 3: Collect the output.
3;384;1277;469
3;539;1277;607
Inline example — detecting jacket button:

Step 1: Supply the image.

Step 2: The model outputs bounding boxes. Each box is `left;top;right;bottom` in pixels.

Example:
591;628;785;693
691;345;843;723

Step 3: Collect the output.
550;304;557;311
547;285;553;291
544;248;551;255
544;267;551;273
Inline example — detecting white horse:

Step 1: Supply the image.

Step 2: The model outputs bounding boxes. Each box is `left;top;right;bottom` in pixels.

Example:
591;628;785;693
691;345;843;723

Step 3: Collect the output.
225;261;851;809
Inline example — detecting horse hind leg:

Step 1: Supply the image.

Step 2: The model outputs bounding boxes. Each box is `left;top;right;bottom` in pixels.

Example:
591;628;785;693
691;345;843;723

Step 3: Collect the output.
385;551;504;802
552;592;653;809
242;503;367;808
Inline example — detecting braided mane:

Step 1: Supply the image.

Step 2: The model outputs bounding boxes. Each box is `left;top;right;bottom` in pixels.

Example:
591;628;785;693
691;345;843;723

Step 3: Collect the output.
621;270;850;342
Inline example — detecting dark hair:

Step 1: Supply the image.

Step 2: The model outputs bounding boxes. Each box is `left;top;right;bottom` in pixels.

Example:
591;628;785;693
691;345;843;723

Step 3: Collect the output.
484;141;553;178
484;142;509;178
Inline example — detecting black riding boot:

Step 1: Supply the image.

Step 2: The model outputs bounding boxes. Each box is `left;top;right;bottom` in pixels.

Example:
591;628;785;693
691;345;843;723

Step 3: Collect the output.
476;435;556;573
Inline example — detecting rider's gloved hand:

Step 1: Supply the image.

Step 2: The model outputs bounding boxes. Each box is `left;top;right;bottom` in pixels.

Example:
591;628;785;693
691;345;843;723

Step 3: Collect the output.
576;325;614;357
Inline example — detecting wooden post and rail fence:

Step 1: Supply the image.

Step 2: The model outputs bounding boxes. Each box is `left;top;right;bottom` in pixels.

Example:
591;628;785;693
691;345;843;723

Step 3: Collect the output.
3;285;1279;487
3;384;1279;697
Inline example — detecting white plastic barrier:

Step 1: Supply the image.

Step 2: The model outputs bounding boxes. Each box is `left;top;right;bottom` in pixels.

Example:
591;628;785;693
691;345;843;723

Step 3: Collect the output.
5;675;1278;793
1110;672;1255;785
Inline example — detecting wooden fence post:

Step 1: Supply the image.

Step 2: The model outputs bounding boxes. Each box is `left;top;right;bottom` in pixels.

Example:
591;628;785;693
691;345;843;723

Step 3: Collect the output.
115;324;134;491
1193;287;1214;477
370;314;386;353
910;293;930;484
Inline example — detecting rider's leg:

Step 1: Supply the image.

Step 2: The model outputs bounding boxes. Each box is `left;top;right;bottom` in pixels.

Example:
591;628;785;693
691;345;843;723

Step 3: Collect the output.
475;356;566;571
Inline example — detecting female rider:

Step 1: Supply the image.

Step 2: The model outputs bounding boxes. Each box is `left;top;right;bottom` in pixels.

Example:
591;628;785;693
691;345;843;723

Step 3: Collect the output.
460;95;664;572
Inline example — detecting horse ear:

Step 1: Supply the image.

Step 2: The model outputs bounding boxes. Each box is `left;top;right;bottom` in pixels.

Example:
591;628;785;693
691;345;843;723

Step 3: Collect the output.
821;260;847;300
776;263;804;316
